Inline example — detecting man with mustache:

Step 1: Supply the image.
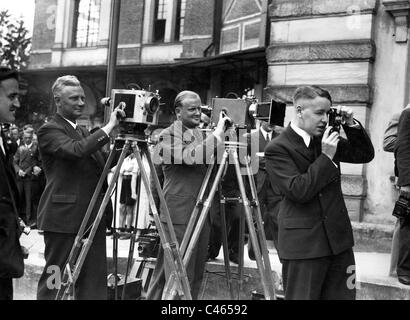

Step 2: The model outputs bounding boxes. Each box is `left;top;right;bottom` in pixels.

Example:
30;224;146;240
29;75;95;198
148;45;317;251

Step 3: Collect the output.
265;85;374;299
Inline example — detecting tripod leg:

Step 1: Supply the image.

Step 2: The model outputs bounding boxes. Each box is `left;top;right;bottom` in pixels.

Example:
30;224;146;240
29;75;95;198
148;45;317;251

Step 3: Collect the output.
70;141;131;283
244;155;276;299
136;143;192;300
180;157;215;258
162;150;229;299
56;141;128;300
231;150;275;300
237;202;245;299
111;175;119;300
219;185;236;300
121;167;142;300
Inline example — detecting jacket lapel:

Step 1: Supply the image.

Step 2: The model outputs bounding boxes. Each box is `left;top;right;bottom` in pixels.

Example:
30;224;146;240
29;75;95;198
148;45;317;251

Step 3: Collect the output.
285;126;313;163
54;113;81;141
55;114;105;169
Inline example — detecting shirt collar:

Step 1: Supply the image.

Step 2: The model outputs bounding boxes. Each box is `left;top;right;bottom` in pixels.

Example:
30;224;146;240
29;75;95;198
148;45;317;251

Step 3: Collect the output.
290;122;311;147
0;134;5;155
62;116;77;129
260;126;273;140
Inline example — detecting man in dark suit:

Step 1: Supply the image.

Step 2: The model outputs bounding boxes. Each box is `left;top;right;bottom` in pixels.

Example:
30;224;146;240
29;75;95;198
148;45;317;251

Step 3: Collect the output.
13;129;41;226
394;107;410;285
147;90;230;299
36;75;124;300
247;121;284;259
0;66;24;300
265;85;374;300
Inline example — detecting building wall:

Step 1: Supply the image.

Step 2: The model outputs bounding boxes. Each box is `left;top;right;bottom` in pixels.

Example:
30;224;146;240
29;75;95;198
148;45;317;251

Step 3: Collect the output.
365;2;410;223
29;0;57;68
265;0;378;222
265;0;410;224
181;0;215;58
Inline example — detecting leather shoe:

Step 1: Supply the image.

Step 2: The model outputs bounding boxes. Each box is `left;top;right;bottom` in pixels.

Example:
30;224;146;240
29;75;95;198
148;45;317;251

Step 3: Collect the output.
398;275;410;285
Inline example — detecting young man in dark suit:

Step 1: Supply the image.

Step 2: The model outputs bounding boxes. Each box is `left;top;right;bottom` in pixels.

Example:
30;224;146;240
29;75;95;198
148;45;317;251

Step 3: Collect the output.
0;66;24;300
265;85;374;300
36;75;125;300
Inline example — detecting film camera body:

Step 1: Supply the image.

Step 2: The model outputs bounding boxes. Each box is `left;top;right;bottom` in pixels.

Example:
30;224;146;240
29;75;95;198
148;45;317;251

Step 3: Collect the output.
102;88;161;138
328;107;343;134
137;227;160;259
207;97;286;130
393;195;410;220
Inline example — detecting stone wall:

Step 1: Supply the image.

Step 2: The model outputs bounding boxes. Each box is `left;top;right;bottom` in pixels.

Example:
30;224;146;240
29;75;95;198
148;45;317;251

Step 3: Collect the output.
266;0;378;221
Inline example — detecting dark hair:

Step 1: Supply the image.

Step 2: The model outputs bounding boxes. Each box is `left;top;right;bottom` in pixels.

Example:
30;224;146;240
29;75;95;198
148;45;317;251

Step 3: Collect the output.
0;66;19;83
293;85;332;106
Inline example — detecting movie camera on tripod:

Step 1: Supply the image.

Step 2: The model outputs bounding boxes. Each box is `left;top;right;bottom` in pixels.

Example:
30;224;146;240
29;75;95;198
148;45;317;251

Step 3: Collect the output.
101;87;161;139
202;96;286;131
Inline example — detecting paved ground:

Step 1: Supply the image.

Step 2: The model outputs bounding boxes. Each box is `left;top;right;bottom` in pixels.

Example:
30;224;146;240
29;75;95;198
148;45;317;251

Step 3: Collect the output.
14;229;408;300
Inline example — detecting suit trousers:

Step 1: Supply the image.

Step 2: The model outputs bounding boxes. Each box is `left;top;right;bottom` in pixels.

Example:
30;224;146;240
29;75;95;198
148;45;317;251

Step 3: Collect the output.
397;217;410;277
0;278;13;300
37;224;107;300
282;248;356;300
208;193;242;259
17;179;32;223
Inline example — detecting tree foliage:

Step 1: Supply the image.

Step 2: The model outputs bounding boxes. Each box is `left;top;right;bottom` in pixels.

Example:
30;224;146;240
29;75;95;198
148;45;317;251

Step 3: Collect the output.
0;10;31;70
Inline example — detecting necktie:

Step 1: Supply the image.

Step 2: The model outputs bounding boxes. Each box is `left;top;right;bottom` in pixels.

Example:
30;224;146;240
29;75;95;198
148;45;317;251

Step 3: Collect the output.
308;138;318;160
76;126;83;138
266;132;271;142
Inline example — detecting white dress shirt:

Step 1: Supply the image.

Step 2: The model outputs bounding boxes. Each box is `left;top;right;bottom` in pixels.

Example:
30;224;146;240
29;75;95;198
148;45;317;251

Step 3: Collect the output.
260;126;272;142
0;134;5;155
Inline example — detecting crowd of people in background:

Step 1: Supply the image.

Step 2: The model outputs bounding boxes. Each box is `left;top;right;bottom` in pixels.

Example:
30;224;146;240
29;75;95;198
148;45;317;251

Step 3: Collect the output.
1;122;45;229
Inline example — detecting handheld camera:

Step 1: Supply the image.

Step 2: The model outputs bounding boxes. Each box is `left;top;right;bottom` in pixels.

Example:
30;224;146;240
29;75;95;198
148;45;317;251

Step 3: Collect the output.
328;107;343;134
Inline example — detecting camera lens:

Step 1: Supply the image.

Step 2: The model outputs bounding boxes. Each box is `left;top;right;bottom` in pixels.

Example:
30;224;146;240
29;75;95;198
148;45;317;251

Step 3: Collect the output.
145;96;159;114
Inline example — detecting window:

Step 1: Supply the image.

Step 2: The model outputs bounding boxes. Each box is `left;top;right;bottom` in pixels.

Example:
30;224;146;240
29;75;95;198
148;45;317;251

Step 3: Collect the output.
154;0;168;42
175;0;187;42
72;0;101;48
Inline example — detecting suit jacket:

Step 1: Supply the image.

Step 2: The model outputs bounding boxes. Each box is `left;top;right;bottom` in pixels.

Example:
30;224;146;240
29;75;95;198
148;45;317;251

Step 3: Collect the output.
265;123;374;260
248;128;281;194
37;114;110;233
13;142;40;179
395;108;410;186
0;129;24;278
154;120;222;225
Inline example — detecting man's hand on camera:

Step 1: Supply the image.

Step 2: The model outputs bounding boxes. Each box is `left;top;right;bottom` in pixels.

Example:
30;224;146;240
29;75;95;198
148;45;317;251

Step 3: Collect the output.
33;166;42;176
321;126;340;160
212;111;232;140
335;105;354;126
400;185;410;199
102;104;126;136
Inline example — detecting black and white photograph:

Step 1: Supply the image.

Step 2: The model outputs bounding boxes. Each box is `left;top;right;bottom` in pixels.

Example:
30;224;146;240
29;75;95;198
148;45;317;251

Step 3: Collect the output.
1;0;410;306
